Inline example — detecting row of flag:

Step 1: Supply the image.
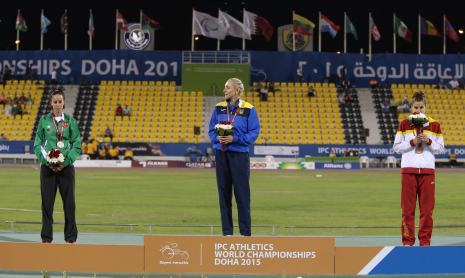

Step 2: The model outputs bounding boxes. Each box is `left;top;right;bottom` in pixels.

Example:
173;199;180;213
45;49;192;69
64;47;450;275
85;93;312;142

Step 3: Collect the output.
15;10;160;36
14;9;461;52
291;13;459;43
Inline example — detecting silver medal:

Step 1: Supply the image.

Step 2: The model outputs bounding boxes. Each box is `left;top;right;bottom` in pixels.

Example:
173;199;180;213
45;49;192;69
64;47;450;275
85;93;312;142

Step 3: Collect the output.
57;141;65;148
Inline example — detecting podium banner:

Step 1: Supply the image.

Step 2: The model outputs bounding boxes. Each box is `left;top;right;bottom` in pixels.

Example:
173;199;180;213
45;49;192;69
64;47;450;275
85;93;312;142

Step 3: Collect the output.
144;235;335;275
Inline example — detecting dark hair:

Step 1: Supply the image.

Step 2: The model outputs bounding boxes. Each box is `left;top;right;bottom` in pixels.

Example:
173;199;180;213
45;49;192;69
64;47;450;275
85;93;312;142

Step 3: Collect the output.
410;91;426;106
50;88;66;109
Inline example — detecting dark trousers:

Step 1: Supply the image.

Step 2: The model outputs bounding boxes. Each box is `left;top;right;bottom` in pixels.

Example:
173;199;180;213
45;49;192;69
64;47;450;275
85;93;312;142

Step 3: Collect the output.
215;151;251;236
40;165;78;243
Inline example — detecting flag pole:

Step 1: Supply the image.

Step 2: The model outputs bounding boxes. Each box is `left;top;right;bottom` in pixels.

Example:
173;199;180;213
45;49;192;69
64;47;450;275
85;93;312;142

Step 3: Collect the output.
418;14;421;54
41;10;44;51
318;11;321;52
443;14;446;55
192;8;195;51
242;8;246;50
140;9;143;52
344;12;347;53
17;10;20;51
115;9;118;50
393;13;396;54
292;11;295;52
368;12;372;61
89;9;92;51
64;9;68;51
217;8;220;51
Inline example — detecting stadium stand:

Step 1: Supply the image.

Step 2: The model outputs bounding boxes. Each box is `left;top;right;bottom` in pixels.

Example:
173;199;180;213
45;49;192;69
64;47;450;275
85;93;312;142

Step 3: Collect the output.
73;81;100;141
339;87;366;144
392;84;465;146
0;80;42;141
243;82;346;145
89;81;203;143
372;85;399;145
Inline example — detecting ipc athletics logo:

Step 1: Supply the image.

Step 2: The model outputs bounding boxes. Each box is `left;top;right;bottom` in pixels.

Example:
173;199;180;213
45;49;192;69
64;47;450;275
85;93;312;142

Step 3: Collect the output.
123;23;151;50
160;242;189;260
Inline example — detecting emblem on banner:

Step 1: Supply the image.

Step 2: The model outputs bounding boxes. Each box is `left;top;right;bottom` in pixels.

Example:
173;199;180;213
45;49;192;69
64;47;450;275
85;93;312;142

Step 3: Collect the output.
160;242;190;260
283;28;308;51
124;23;151;50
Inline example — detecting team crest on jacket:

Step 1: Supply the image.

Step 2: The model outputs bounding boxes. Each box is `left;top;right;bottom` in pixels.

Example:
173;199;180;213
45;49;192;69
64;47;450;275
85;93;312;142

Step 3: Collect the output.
63;122;69;128
47;126;51;131
239;109;244;115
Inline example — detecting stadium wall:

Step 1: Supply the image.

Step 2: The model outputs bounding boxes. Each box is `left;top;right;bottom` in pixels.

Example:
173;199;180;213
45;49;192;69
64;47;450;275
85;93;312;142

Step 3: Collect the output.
1;141;464;159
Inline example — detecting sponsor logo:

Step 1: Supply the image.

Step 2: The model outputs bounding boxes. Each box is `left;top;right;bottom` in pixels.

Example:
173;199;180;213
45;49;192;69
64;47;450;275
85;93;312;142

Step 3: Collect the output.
221;109;226;111
344;163;352;169
250;163;267;169
323;163;344;169
186;162;212;168
431;182;435;184
124;23;151;50
0;144;10;152
159;242;189;265
147;161;168;166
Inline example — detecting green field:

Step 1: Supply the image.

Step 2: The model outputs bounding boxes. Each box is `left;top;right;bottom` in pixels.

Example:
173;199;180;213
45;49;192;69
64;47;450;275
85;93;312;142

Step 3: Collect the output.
0;168;464;236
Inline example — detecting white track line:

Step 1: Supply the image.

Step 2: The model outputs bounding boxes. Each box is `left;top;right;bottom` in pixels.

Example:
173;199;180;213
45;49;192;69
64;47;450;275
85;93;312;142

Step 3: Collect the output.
0;208;63;214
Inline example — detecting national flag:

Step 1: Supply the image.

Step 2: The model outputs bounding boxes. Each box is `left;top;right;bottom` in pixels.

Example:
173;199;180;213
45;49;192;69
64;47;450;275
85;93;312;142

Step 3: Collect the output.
244;11;274;42
141;12;160;30
117;11;128;31
292;13;315;36
420;17;442;38
193;10;227;40
61;12;68;33
88;12;95;38
320;14;340;38
41;14;51;34
445;18;459;42
346;15;358;40
394;16;412;43
370;16;381;41
219;10;251;40
16;12;27;32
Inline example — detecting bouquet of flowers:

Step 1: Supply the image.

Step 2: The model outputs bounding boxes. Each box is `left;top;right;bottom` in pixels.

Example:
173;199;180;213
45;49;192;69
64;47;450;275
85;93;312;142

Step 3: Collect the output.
47;149;65;166
408;112;429;126
408;112;429;154
214;121;234;152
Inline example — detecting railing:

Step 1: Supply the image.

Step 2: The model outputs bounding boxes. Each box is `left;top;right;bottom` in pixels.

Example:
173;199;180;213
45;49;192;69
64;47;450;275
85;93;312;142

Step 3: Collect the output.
5;221;138;234
285;225;465;236
182;51;250;64
144;224;280;236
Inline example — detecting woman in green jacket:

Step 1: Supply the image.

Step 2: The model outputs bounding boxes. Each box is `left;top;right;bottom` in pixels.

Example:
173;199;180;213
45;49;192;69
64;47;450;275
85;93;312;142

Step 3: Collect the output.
34;89;81;243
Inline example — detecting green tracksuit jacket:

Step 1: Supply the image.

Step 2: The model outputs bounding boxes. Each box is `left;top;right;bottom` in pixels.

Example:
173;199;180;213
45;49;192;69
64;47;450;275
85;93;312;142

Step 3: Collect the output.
33;113;81;167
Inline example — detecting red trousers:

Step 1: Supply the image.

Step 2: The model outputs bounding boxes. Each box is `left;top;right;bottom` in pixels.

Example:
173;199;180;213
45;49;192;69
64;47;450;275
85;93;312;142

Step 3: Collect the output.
401;173;435;246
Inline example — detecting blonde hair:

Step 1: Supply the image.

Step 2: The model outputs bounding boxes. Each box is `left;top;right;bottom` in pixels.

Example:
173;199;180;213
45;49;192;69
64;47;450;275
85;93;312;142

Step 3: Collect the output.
410;91;427;106
227;78;244;98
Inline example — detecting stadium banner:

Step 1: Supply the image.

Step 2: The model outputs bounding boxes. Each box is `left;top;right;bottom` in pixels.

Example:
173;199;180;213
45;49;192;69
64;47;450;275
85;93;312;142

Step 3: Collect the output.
254;146;299;156
314;162;360;170
0;141;34;154
181;64;250;96
250;161;315;170
144;235;335;274
335;246;465;275
2;50;465;87
99;142;158;156
74;160;132;168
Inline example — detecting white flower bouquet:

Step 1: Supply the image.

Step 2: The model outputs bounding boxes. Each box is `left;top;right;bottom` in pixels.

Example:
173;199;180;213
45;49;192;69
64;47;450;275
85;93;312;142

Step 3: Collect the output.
408;112;429;126
46;149;65;166
214;121;234;152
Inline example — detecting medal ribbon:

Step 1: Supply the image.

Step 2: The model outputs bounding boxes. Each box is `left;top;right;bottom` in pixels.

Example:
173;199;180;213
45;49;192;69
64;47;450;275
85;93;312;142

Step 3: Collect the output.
226;100;241;125
51;113;64;143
